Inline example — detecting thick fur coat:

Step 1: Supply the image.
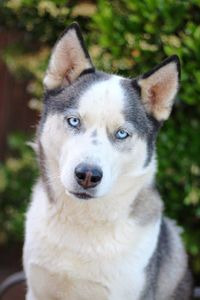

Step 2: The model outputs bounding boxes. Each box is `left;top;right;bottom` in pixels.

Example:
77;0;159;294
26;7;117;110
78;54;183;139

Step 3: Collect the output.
23;23;192;300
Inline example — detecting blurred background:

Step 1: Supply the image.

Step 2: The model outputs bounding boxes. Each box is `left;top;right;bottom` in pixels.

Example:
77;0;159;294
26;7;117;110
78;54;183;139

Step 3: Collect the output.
0;0;199;298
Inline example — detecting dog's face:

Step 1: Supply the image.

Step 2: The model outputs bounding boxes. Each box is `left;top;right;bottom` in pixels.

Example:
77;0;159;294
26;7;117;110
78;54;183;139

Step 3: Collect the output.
39;23;180;201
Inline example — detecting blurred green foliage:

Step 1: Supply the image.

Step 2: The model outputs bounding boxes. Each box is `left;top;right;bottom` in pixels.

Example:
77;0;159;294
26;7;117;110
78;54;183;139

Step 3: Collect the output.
0;0;199;280
0;133;38;243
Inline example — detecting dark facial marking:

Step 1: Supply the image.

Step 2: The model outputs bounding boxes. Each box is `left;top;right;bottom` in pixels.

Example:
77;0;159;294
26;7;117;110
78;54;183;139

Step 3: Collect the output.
39;71;110;134
44;71;110;114
91;130;97;138
144;116;162;166
92;139;99;145
120;79;162;165
79;68;95;78
38;141;54;203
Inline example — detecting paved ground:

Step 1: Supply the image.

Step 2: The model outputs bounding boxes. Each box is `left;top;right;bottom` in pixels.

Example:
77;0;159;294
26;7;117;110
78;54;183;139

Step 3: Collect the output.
0;244;25;300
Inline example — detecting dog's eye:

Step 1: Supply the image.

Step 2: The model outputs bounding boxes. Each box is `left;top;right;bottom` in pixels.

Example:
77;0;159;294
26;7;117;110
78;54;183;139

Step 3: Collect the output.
67;117;80;128
115;129;129;140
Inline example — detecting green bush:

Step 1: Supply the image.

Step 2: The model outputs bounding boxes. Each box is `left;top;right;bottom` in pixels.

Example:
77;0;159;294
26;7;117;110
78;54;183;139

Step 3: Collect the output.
0;0;199;279
0;133;38;243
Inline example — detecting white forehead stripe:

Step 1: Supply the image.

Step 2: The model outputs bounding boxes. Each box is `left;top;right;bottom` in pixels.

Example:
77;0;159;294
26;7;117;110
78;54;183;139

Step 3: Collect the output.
78;76;125;125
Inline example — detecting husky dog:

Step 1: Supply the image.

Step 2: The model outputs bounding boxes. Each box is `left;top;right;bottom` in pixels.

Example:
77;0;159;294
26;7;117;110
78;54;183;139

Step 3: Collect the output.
23;23;192;300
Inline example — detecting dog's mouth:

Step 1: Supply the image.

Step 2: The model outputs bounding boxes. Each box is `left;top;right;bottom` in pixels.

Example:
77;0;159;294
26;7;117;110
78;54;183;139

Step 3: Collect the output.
70;191;93;200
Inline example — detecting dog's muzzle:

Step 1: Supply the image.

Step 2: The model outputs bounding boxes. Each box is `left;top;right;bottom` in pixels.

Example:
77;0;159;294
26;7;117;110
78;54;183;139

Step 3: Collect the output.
75;163;103;189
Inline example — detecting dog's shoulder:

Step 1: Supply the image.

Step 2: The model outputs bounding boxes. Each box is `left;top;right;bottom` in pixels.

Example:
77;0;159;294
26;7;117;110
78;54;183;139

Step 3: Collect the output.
142;217;192;299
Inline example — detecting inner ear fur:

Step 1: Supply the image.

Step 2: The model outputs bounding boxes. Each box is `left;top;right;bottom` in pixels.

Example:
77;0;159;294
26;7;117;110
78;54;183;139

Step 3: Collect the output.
43;22;94;90
138;55;180;121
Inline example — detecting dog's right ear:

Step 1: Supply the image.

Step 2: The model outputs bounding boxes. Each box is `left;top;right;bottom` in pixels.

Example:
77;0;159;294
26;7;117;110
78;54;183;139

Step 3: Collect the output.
43;23;94;90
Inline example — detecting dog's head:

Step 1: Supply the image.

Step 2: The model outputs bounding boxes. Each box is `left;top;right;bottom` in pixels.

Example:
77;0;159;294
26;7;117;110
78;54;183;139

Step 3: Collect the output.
39;23;180;201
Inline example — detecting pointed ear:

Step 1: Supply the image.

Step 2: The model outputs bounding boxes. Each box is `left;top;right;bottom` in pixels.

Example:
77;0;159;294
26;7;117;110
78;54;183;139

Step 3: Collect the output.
137;55;180;121
43;22;94;90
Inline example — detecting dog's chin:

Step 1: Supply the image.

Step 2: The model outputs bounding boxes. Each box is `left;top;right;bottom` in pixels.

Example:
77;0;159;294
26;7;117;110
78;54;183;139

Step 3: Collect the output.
66;189;94;200
71;192;93;200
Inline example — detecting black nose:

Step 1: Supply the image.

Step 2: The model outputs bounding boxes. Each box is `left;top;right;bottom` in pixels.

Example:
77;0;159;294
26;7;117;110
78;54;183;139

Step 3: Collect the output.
75;163;103;189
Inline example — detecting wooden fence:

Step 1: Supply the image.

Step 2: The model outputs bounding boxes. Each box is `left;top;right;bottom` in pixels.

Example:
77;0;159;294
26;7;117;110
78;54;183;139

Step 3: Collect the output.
0;31;37;160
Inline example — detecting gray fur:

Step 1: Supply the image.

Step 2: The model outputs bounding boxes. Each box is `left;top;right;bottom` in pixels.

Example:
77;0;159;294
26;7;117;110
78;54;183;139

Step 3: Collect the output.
39;71;110;133
91;130;97;138
92;139;99;145
173;269;193;300
38;141;55;203
141;218;192;300
129;186;192;300
25;22;192;300
40;72;161;166
141;219;172;300
120;79;162;166
38;62;191;300
91;130;99;145
130;187;163;225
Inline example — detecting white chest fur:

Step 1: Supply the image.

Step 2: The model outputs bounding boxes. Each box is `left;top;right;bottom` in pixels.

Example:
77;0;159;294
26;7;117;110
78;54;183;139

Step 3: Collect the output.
24;183;160;300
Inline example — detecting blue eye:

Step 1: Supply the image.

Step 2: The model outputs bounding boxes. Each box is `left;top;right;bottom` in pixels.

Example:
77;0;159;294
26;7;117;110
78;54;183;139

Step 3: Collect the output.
67;117;80;128
115;129;129;140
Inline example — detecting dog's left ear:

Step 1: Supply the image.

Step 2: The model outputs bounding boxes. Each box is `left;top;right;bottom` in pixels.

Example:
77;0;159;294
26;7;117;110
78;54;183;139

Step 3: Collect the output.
137;55;180;121
44;22;94;90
